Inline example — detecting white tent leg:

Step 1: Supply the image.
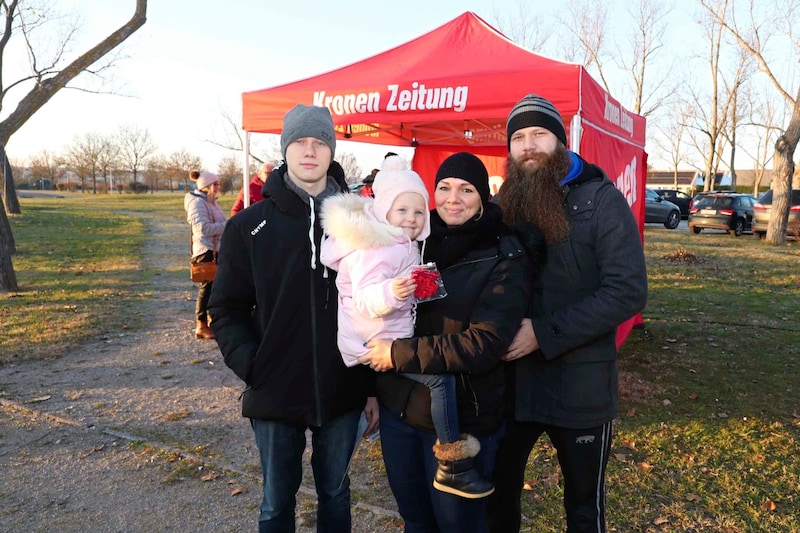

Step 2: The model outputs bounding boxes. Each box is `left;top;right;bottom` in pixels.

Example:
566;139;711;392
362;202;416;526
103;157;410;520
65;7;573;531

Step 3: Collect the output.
570;114;582;155
243;131;251;209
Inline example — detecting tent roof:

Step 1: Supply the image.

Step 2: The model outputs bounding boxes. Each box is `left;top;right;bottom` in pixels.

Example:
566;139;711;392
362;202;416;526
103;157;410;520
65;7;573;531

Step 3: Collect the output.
242;11;644;149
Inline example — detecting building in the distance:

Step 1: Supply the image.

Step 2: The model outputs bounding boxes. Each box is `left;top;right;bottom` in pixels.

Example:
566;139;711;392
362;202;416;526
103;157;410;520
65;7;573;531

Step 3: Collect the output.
646;168;774;195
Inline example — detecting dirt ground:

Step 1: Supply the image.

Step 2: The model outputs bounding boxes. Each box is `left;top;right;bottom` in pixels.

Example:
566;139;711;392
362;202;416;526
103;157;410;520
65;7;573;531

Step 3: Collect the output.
0;211;402;533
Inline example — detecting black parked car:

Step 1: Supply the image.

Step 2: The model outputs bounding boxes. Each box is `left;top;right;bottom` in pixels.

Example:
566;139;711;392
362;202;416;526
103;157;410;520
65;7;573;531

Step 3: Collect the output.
752;189;800;238
645;188;681;229
688;192;756;236
655;189;693;219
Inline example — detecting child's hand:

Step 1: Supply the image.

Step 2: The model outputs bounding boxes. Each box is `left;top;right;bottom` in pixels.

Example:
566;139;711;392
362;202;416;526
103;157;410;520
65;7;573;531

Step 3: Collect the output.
391;276;417;300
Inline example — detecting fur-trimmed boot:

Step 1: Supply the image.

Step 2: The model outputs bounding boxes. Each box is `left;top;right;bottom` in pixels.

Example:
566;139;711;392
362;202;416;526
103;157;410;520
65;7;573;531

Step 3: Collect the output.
432;434;495;499
195;320;214;340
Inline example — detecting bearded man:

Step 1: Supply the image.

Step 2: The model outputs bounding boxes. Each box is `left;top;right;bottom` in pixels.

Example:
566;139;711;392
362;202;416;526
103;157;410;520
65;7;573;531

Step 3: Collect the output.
486;94;648;533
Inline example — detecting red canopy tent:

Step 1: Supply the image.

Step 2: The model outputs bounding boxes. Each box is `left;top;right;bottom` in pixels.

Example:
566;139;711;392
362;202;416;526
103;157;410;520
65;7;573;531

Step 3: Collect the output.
241;11;647;342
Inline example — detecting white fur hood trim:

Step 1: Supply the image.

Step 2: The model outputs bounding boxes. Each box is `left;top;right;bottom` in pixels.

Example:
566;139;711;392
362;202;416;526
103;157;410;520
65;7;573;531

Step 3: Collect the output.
321;193;405;251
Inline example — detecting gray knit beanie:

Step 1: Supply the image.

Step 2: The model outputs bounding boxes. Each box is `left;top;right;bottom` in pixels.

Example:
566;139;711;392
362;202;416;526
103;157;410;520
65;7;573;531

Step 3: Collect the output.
506;94;567;148
280;104;336;160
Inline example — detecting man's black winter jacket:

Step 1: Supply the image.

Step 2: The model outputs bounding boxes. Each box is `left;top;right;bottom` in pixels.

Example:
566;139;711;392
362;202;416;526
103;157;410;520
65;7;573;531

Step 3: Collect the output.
209;165;369;426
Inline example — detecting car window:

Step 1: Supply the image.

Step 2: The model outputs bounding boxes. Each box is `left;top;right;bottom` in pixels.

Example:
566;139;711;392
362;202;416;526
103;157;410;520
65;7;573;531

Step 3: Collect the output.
755;190;800;205
696;196;733;209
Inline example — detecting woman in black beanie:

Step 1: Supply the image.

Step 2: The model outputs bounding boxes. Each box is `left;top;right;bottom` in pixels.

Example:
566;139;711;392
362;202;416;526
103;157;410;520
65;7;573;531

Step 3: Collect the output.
361;152;540;532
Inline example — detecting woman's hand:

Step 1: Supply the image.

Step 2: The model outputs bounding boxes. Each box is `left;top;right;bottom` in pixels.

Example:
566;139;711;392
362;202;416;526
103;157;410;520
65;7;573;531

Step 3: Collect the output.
501;318;539;361
364;396;380;437
358;338;395;371
391;276;417;300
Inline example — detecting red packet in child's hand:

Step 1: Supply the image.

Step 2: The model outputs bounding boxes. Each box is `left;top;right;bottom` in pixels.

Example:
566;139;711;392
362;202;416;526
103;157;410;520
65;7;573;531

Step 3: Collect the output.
411;263;447;302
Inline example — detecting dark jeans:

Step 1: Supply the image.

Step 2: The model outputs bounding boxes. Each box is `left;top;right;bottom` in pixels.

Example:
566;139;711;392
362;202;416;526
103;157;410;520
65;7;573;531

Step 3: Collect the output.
379;404;501;533
487;420;613;533
195;280;212;322
193;250;216;322
399;372;459;443
250;409;361;533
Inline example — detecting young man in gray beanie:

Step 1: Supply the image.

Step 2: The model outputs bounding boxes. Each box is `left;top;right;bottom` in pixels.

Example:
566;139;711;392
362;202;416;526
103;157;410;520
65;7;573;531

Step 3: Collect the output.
208;103;376;533
487;94;648;533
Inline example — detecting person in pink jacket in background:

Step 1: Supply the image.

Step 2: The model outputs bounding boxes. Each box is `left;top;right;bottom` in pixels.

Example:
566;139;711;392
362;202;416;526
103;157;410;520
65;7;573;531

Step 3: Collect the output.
321;156;494;499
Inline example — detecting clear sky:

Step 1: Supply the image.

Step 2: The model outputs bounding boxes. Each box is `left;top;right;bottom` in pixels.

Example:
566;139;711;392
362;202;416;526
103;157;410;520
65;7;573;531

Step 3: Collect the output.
4;0;706;174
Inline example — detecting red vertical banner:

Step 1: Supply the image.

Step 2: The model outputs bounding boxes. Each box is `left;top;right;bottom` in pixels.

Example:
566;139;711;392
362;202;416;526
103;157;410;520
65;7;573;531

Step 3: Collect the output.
579;121;648;345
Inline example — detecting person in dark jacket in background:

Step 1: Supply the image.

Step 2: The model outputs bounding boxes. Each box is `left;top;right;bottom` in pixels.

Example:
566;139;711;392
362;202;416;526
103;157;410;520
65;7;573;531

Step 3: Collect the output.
359;152;538;532
487;94;648;533
358;168;377;198
208;104;376;533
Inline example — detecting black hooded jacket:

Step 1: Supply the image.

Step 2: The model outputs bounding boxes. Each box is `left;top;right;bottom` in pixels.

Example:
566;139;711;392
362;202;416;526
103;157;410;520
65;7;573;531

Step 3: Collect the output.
508;154;648;429
376;203;534;436
208;162;369;426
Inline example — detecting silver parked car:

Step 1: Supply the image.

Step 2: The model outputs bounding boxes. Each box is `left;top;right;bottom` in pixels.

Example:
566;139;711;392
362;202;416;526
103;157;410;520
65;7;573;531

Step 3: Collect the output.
752;189;800;238
645;188;681;229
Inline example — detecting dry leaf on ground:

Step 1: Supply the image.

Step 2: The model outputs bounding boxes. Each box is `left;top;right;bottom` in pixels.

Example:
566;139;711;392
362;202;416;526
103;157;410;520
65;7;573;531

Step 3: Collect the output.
761;499;777;511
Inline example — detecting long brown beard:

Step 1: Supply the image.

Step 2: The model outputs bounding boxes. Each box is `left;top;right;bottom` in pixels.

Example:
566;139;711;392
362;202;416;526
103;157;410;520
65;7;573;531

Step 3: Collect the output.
498;146;572;244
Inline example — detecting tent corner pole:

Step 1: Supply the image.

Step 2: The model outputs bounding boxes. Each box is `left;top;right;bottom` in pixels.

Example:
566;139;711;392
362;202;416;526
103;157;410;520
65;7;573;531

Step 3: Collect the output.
570;115;582;155
243;131;251;209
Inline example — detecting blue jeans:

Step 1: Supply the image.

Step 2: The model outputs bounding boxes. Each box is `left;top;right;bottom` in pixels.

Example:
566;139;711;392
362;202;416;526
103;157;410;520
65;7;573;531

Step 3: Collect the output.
379;404;502;533
250;409;361;533
400;372;459;443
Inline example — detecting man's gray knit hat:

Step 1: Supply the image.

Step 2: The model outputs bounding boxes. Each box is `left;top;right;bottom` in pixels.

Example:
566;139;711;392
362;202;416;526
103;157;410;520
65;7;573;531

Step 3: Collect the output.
506;94;567;148
280;104;336;160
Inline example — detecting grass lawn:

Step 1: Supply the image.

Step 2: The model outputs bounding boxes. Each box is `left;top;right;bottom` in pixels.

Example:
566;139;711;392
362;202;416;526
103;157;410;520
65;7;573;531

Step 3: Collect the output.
1;192;233;363
2;196;798;531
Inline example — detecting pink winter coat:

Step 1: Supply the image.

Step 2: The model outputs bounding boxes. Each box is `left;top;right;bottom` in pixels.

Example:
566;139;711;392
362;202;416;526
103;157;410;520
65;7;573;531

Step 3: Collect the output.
320;193;428;367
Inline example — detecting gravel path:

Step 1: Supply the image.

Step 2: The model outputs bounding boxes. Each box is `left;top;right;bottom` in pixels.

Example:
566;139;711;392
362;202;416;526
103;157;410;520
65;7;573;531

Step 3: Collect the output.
0;211;401;533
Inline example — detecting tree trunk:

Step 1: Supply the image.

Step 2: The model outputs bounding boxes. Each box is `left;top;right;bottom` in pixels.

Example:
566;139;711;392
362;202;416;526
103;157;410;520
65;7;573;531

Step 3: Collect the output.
1;144;21;214
766;89;800;245
0;194;18;291
1;144;18;254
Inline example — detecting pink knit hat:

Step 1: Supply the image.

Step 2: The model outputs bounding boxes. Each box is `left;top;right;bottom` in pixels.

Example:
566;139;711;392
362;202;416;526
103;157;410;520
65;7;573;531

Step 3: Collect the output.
372;156;431;241
196;171;220;190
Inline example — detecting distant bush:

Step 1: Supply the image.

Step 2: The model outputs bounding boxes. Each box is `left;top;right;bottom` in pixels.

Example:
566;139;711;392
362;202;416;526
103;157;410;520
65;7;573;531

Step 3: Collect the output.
127;182;149;194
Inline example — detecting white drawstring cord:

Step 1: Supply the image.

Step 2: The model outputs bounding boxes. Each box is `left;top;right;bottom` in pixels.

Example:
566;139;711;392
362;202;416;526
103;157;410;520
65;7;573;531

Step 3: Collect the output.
309;197;317;270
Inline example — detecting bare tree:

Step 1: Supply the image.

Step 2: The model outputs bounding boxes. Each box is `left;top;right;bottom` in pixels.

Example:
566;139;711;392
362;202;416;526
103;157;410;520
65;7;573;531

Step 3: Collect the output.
615;0;677;117
165;149;202;192
65;132;109;194
142;154;167;193
557;0;613;92
740;91;781;195
0;0;148;291
207;106;282;176
653;101;693;188
491;3;551;51
0;1;147;212
718;49;754;191
97;137;119;193
699;0;800;245
217;155;241;195
28;149;66;189
685;0;740;192
336;152;362;184
116;124;156;188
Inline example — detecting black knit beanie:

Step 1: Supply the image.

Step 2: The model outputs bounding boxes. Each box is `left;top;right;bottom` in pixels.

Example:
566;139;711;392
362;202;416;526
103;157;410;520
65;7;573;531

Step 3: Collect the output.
506;94;567;148
435;152;490;204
